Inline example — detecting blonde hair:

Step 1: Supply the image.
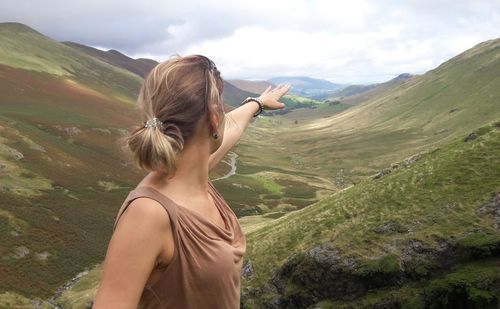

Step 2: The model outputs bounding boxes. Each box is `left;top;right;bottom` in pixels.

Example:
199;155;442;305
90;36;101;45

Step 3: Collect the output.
124;55;233;178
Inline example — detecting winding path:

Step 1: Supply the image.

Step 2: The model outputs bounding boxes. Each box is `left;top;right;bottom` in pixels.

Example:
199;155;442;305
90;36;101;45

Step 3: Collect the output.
211;151;238;181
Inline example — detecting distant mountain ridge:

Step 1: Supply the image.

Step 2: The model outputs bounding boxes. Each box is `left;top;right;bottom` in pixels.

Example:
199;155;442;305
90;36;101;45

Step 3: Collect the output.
267;76;345;98
327;73;414;100
62;41;158;78
228;79;274;94
61;40;257;108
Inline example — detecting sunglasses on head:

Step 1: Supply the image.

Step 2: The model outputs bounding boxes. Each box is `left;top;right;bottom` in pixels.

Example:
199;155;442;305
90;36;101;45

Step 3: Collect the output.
196;55;217;72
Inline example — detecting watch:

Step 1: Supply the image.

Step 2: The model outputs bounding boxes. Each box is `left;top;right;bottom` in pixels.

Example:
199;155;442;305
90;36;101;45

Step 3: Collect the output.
240;97;264;117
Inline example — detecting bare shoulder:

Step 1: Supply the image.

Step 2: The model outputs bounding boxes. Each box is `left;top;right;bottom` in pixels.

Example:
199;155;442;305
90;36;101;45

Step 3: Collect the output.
94;197;174;307
116;197;172;232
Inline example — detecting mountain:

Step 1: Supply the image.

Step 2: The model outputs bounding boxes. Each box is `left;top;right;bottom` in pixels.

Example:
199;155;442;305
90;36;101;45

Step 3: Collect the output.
267;76;345;98
228;79;275;94
0;22;244;301
221;81;259;108
63;41;256;108
0;22;284;303
0;22;152;300
235;39;500;306
0;22;143;103
274;38;500;185
52;37;500;308
1;21;499;307
62;41;157;78
327;73;414;100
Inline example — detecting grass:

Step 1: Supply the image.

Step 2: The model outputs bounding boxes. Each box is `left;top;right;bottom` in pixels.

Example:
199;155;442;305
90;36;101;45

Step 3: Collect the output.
237;39;500;188
241;123;500;301
0;22;142;103
0;25;498;307
56;264;102;309
314;259;500;309
253;174;284;194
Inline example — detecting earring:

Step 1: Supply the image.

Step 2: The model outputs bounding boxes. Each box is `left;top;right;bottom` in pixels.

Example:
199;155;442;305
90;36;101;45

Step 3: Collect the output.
212;132;219;140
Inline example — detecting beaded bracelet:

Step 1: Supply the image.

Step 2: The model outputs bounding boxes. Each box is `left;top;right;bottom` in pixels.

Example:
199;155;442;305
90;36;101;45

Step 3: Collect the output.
240;97;264;117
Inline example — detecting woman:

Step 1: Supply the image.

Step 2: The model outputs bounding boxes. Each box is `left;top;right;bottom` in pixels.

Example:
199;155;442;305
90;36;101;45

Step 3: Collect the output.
93;55;290;308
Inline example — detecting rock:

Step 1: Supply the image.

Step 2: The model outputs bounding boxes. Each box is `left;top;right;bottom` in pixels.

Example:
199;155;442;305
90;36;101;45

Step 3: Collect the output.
475;192;500;230
246;226;500;307
29;144;46;152
269;243;366;308
373;168;392;179
373;154;422;180
241;259;255;279
373;220;408;235
390;163;400;169
54;125;82;136
64;126;81;135
35;251;51;260
12;246;30;259
401;154;421;167
92;128;111;134
464;132;478;142
7;147;24;160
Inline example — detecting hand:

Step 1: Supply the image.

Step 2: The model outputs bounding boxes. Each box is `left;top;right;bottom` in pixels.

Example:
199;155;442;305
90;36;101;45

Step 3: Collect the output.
258;84;291;110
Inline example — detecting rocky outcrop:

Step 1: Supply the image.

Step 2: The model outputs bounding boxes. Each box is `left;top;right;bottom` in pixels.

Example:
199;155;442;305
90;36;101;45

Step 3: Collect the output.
373;153;422;180
476;192;500;230
241;259;255;279
242;229;500;308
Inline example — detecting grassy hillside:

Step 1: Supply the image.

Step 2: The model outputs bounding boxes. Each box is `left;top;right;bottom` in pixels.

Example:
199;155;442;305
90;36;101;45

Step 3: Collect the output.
0;22;143;103
326;73;414;101
52;121;500;309
244;38;500;187
187;38;500;220
240;121;500;308
1;21;498;308
0;22;240;301
62;41;157;79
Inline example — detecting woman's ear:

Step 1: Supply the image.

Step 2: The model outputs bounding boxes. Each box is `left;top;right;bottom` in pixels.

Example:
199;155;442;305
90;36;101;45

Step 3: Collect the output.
209;111;219;132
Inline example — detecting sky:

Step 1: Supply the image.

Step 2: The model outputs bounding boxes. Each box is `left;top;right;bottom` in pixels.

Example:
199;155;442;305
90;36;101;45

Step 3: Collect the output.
1;0;499;84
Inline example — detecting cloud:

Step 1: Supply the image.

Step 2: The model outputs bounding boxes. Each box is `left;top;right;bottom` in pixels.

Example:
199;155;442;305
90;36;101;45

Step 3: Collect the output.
0;0;499;83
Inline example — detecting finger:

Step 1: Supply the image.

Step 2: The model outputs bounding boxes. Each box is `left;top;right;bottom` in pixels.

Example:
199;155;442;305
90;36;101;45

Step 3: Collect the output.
279;83;290;92
262;85;272;95
276;84;291;97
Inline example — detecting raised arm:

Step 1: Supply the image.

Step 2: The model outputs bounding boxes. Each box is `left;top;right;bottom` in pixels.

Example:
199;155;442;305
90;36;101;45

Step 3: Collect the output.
208;84;291;171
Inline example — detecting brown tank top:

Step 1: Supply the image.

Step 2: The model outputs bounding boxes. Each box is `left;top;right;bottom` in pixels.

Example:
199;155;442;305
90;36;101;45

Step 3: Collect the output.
111;180;247;309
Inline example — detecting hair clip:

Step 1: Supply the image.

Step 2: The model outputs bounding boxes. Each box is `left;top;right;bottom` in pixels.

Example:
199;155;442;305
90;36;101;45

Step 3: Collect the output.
144;117;163;129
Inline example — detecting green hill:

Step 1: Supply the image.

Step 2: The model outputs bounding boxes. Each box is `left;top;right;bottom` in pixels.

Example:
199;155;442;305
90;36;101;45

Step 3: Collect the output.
63;40;261;108
0;22;151;302
62;41;158;79
240;121;500;308
0;22;143;103
243;38;500;186
326;73;414;101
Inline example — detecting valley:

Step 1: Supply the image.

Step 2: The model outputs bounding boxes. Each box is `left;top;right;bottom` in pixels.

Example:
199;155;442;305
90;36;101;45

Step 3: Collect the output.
0;22;499;308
